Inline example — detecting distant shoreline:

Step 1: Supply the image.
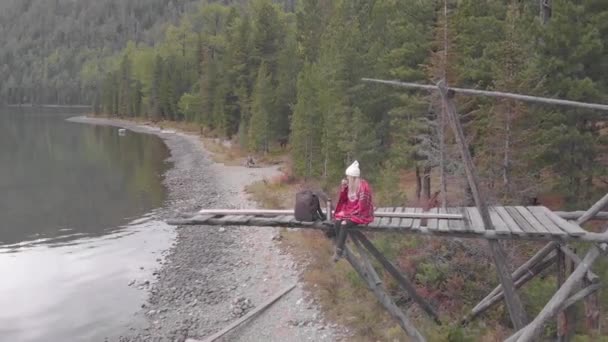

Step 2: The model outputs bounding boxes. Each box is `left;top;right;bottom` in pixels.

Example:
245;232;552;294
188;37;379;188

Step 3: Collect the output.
5;104;92;108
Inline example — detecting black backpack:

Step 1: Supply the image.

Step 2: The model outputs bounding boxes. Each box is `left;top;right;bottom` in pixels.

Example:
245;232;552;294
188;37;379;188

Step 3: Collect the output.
294;190;327;222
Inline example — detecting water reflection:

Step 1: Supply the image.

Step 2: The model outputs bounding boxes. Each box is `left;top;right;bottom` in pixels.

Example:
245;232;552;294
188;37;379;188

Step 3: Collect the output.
0;109;175;341
0;110;169;246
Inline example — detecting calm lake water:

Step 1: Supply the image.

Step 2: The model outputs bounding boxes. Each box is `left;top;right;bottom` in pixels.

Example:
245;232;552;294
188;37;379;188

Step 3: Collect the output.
0;109;175;341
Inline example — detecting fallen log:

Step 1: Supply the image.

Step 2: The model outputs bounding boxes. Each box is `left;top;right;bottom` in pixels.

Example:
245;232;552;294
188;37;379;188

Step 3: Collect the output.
186;284;296;342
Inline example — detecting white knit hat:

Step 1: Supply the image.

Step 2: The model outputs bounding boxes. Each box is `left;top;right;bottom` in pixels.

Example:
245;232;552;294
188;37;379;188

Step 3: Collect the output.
345;160;360;177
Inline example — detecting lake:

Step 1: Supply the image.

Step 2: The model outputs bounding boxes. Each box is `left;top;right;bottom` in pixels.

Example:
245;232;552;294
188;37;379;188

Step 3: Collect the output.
0;109;175;341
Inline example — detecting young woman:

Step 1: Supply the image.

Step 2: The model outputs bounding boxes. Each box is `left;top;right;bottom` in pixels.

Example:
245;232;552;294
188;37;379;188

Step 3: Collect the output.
333;160;374;261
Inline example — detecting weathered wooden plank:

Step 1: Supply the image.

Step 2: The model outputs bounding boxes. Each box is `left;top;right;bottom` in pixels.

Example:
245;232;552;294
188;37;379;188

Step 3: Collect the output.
390;207;406;228
381;207;396;226
445;208;462;231
489;207;510;235
427;208;439;230
191;214;215;223
231;215;255;224
276;215;295;224
528;207;567;237
542;207;586;237
400;207;414;228
412;208;422;229
505;207;541;235
494;207;526;236
190;284;296;342
201;208;463;220
438;208;450;232
515;206;552;235
169;216;608;242
466;207;485;232
460;207;474;232
369;213;384;229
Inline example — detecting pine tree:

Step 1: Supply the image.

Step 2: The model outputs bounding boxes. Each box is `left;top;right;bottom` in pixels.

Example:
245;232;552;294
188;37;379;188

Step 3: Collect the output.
290;63;324;178
248;63;273;153
274;26;300;142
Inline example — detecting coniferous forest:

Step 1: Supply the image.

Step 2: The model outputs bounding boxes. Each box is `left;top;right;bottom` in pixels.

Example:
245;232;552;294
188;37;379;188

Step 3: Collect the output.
2;0;608;208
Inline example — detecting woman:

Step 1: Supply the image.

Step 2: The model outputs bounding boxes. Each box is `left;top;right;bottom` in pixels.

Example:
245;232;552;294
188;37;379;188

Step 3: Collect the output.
333;160;374;261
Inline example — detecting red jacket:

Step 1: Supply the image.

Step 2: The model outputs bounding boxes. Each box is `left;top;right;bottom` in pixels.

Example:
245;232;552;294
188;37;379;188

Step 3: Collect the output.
334;179;374;225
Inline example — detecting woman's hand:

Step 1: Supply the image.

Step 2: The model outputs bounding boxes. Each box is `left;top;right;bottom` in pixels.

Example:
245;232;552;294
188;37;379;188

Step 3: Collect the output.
340;178;348;189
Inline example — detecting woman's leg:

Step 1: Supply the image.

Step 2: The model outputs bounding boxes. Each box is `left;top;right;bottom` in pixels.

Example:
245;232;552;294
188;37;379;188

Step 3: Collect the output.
333;220;354;261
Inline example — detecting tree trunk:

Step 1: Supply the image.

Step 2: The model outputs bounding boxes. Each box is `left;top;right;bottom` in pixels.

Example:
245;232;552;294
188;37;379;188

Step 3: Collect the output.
503;105;512;197
423;166;431;199
415;166;422;200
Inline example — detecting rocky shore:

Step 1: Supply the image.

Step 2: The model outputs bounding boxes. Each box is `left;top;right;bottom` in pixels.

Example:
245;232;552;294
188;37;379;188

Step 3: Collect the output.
69;117;345;342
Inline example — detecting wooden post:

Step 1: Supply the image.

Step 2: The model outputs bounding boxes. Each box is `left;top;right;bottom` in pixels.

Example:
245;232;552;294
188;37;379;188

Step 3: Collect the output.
462;253;556;325
343;246;426;341
351;231;442;324
506;247;603;342
438;80;527;329
556;245;567;341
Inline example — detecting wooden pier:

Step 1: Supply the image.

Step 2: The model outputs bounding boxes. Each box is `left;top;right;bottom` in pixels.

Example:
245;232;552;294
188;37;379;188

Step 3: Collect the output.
170;80;608;342
171;205;606;243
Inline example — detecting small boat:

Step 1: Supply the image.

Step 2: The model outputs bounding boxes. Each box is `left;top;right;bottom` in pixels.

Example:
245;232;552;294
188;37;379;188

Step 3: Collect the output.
118;128;127;136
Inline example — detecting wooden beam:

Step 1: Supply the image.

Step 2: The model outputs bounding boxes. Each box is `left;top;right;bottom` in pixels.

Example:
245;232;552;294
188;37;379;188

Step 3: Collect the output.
507;194;608;341
461;253;556;325
556;246;568;342
186;284;296;342
555;211;608;220
562;283;602;311
559;245;599;283
438;81;528;329
351;235;383;286
507;283;602;342
195;208;463;220
472;242;556;308
576;193;608;225
351;231;442;324
506;246;603;342
362;78;608;112
343;246;426;342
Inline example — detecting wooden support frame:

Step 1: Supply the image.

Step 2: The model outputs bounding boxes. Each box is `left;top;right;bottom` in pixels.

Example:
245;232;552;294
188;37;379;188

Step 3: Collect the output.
461;253;556;325
350;231;442;324
507;193;608;341
438;81;528;329
342;244;426;342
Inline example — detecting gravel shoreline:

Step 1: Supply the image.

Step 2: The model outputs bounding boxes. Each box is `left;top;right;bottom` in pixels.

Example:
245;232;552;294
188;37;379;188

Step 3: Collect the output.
68;117;344;342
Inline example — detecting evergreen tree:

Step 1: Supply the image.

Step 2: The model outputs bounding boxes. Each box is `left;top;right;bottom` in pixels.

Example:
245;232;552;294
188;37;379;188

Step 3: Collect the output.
248;63;273;153
290;64;324;178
